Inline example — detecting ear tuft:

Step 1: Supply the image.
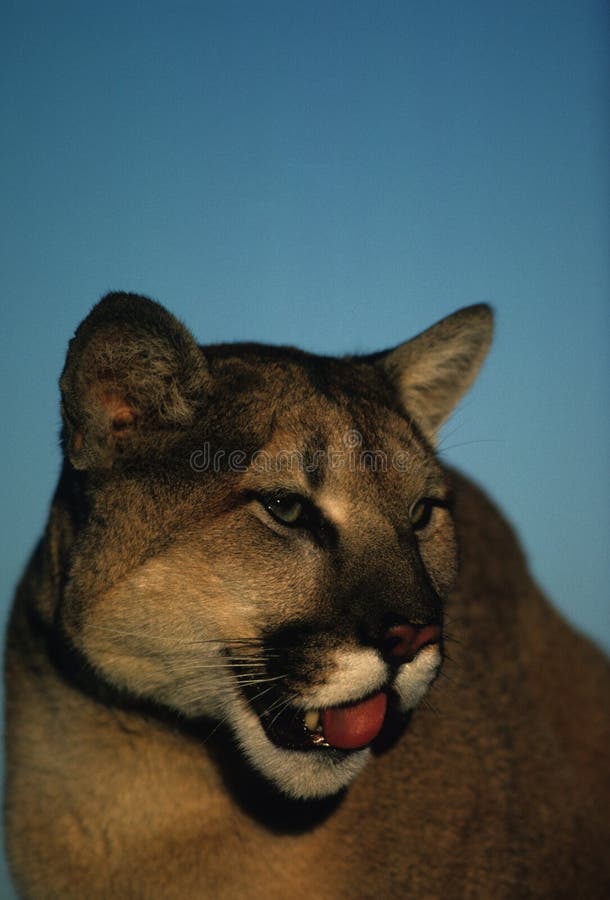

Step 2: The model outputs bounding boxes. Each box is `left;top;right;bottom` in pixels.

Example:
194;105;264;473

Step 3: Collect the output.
60;292;208;469
377;304;493;439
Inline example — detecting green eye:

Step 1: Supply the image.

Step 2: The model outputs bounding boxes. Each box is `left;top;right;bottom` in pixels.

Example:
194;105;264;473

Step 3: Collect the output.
265;494;305;526
409;498;434;531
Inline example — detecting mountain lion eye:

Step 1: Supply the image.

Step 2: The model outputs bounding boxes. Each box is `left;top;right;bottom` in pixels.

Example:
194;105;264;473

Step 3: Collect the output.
265;495;305;526
409;498;434;531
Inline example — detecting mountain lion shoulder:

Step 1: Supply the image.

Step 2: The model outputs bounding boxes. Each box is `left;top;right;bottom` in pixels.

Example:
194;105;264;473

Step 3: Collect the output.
4;293;609;899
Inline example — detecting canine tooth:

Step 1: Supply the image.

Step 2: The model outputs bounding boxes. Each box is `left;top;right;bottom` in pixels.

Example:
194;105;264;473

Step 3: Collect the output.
304;710;321;732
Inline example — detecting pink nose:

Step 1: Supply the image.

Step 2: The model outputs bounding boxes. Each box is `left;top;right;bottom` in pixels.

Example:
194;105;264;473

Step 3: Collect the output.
382;623;442;663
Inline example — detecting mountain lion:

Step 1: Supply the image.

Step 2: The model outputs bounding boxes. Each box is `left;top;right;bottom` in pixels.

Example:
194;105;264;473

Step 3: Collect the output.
4;293;609;898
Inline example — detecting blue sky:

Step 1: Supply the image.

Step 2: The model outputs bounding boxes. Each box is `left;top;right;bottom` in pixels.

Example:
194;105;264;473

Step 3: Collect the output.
0;3;608;885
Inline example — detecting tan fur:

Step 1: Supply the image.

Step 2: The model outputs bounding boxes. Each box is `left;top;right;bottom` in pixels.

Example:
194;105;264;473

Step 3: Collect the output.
4;294;609;898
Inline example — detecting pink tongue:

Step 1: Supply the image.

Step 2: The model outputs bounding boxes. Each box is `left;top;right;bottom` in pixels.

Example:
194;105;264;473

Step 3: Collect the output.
321;692;388;750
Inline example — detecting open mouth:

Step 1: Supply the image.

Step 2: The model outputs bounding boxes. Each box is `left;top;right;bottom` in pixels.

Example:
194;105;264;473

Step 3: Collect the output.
242;680;392;753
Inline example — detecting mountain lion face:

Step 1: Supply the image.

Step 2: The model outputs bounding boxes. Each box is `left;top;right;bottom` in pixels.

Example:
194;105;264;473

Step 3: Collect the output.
55;294;492;799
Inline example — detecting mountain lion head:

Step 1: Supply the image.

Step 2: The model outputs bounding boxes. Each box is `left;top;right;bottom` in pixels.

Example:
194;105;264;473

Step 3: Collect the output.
53;293;492;799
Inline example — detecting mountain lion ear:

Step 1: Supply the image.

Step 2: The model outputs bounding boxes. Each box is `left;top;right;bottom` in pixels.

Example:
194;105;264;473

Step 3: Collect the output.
375;304;493;439
60;292;209;470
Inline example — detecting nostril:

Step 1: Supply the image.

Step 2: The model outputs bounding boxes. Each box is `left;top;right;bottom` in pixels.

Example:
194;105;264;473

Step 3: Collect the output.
383;624;419;660
381;623;442;663
412;623;442;654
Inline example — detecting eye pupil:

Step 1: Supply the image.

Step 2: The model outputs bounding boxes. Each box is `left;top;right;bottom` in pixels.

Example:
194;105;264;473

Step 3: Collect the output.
267;496;304;525
410;499;433;530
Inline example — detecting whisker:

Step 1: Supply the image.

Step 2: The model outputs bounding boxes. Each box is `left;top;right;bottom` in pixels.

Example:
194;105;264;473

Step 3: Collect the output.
175;673;285;694
166;661;268;672
264;692;294;716
236;674;286;688
267;692;300;728
420;697;440;715
442;632;463;646
438;438;502;454
436;668;453;682
251;685;280;702
83;624;267;647
195;707;244;746
436;422;466;450
443;614;466;627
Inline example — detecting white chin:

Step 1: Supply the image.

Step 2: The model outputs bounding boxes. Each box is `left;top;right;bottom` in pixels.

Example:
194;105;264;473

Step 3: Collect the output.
219;644;441;800
227;698;370;800
394;644;442;712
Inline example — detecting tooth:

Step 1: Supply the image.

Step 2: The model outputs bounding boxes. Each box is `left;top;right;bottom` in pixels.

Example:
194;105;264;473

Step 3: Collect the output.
304;710;321;732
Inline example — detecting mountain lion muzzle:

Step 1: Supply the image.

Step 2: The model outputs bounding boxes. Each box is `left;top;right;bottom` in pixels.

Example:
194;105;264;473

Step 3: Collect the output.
4;294;609;899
